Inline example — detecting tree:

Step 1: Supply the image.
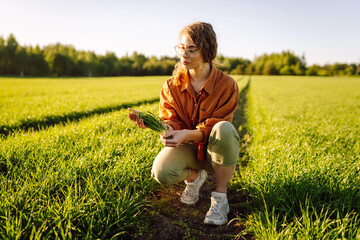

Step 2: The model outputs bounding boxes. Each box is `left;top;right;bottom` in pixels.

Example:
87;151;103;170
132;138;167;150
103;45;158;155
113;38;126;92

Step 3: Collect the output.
97;62;109;76
84;51;98;77
142;56;177;75
262;61;277;75
230;65;243;75
114;56;134;76
26;45;50;76
356;64;360;75
52;53;73;76
245;64;254;75
254;61;264;75
251;51;306;75
344;64;356;76
0;36;5;74
329;63;349;76
4;34;19;74
160;58;177;75
131;52;147;75
143;56;162;75
98;52;118;76
2;33;360;77
15;46;29;76
293;61;305;75
318;65;330;76
306;65;321;76
279;65;294;75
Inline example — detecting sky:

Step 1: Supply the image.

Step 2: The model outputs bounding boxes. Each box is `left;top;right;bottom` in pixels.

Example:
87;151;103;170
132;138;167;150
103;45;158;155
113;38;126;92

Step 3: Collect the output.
1;0;359;66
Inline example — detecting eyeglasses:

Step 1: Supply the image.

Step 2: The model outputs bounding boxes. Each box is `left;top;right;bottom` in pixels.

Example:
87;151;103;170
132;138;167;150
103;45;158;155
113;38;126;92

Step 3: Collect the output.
174;44;200;58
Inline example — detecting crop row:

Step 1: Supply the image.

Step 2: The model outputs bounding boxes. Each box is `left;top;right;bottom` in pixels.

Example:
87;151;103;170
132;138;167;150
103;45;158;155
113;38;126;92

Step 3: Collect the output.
236;76;360;238
3;75;358;238
0;76;248;238
0;76;167;136
0;102;165;239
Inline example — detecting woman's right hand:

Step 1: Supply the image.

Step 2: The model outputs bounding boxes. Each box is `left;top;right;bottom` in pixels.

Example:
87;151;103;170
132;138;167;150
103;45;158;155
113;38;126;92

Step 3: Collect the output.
160;130;186;147
128;108;147;129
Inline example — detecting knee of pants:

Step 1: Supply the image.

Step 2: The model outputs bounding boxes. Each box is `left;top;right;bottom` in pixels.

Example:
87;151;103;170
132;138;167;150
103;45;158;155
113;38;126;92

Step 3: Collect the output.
211;121;240;145
208;121;240;166
151;161;186;185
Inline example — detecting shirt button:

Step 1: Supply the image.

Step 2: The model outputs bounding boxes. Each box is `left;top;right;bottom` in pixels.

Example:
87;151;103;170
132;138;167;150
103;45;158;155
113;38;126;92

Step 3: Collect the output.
199;91;202;95
191;118;193;121
194;104;197;107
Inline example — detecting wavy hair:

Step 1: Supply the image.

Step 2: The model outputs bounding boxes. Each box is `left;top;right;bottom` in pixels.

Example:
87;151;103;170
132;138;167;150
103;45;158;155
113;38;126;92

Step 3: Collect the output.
172;22;217;85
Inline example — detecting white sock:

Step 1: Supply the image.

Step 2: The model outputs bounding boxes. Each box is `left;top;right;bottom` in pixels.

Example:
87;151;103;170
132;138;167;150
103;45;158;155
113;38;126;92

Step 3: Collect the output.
213;191;227;197
212;191;228;202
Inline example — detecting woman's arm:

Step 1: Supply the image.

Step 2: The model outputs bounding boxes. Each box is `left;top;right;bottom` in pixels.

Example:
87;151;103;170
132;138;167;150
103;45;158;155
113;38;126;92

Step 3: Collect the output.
160;129;204;147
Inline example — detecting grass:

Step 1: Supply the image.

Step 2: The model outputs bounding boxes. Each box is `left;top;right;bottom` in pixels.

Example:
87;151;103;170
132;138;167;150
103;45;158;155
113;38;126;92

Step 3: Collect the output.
235;76;360;239
0;103;163;239
0;76;167;136
1;75;359;239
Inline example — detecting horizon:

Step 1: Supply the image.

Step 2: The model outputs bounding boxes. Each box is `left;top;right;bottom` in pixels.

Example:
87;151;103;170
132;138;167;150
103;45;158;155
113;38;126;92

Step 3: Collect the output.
1;0;360;66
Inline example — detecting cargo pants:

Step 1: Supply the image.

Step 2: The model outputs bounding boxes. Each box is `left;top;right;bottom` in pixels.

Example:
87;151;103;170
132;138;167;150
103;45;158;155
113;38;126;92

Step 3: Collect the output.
151;121;240;185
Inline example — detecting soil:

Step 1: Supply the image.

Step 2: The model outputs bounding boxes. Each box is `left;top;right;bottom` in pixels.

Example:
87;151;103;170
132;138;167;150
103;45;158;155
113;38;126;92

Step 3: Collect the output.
134;172;255;240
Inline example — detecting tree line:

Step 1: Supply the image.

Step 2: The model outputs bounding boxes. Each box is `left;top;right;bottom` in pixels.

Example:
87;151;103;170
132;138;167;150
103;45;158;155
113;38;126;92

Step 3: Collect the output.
0;34;359;77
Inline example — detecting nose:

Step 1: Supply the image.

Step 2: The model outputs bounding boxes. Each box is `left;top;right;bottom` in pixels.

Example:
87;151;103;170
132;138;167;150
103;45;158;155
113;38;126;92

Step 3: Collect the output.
181;50;189;58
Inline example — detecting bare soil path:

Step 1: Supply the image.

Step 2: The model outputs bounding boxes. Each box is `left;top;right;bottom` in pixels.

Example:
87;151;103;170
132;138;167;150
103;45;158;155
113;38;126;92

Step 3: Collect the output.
137;172;254;240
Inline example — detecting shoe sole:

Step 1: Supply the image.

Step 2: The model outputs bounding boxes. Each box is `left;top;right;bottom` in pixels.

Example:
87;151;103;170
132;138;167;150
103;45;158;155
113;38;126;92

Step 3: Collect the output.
203;218;228;225
180;197;199;205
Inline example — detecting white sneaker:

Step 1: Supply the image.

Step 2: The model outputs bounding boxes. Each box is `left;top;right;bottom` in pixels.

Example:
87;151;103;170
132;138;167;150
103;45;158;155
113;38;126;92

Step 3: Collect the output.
204;191;230;225
180;169;207;205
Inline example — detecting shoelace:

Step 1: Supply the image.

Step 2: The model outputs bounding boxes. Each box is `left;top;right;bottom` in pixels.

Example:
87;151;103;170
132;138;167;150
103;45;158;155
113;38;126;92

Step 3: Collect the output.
183;185;196;197
209;199;222;213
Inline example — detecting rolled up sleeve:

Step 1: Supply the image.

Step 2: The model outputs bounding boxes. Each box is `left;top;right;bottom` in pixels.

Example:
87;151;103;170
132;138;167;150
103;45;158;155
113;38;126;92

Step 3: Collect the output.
159;81;186;130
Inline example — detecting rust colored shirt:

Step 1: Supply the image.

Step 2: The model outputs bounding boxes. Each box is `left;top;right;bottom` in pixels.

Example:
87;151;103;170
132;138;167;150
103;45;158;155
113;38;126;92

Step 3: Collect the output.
159;65;239;161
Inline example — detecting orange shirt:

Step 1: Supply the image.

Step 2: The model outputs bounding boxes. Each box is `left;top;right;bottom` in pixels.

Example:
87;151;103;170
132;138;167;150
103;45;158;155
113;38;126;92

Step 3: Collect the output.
159;65;239;161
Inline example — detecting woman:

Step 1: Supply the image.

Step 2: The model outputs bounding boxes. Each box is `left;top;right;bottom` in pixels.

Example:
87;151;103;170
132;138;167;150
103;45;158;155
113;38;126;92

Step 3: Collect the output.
129;22;240;225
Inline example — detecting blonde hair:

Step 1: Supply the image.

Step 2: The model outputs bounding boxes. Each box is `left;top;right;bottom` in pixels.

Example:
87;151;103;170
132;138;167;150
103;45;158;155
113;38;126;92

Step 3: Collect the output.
172;22;217;85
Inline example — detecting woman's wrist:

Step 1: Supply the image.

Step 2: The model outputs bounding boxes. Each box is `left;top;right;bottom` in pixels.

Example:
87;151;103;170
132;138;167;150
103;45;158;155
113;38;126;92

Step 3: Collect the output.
182;129;204;142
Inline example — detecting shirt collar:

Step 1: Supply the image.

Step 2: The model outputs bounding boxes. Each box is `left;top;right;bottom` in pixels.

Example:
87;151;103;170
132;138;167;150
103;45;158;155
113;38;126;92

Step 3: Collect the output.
180;71;190;92
180;64;217;94
202;64;216;94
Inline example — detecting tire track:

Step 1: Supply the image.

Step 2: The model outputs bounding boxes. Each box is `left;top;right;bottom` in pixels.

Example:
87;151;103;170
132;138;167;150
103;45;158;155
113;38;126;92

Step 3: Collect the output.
0;98;159;138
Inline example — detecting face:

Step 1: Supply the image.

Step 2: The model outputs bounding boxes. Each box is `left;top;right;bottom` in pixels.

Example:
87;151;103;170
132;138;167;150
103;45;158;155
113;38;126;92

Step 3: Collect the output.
178;34;205;70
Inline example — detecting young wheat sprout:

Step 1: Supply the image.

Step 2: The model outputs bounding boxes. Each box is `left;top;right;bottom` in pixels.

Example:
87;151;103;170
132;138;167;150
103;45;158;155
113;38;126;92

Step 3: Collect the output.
136;111;169;134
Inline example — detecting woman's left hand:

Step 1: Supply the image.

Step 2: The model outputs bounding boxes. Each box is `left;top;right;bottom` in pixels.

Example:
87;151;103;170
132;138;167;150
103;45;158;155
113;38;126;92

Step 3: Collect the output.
160;130;188;147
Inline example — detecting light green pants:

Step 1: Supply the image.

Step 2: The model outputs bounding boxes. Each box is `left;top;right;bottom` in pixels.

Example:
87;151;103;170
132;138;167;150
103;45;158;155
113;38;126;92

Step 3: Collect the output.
151;121;240;185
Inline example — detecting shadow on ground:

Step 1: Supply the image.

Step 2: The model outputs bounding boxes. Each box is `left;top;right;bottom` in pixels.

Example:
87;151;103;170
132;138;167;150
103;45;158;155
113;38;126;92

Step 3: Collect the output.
0;98;159;138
